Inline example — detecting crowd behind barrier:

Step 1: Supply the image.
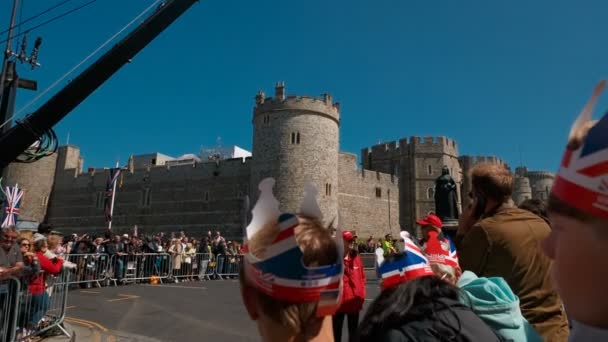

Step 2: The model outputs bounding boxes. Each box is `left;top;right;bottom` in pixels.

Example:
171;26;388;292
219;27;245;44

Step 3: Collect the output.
1;228;392;341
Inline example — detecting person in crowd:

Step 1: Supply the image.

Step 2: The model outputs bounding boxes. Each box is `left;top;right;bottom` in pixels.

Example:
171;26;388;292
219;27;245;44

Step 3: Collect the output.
0;227;24;279
16;237;39;279
239;179;342;342
359;231;502;341
183;242;196;281
381;233;396;256
333;231;365;342
519;198;550;224
29;237;63;329
422;228;542;341
541;81;608;341
456;162;569;341
214;239;227;278
168;238;183;282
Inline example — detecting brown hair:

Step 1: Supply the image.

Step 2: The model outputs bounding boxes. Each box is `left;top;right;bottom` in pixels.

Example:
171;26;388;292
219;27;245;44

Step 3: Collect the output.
241;215;338;336
471;163;513;201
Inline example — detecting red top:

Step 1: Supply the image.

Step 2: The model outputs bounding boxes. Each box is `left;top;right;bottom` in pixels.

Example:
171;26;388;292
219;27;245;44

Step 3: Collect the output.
28;252;63;295
338;251;366;313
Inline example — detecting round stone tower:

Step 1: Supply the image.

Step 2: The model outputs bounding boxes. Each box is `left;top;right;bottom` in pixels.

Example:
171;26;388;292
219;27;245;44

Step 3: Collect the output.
512;174;532;205
250;82;340;225
527;171;555;201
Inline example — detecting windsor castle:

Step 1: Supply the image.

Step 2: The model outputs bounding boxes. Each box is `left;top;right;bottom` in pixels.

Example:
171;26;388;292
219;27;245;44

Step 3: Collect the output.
3;83;554;239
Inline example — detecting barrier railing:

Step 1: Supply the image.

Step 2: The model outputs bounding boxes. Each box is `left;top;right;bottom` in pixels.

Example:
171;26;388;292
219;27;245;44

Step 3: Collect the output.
65;253;110;288
16;269;71;341
0;277;21;342
170;253;214;281
107;253;172;285
214;254;243;280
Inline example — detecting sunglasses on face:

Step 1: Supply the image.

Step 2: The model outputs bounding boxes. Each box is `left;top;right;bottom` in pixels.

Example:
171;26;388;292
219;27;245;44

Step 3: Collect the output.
21;243;30;247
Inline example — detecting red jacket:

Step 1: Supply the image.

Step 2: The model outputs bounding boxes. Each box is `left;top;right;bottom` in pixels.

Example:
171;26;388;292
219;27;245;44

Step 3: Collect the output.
338;251;366;313
28;252;63;295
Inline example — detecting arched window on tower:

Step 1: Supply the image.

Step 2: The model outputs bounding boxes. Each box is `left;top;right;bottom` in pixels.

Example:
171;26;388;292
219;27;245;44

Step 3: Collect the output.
427;187;435;199
296;132;301;144
428;165;433;175
291;132;296;144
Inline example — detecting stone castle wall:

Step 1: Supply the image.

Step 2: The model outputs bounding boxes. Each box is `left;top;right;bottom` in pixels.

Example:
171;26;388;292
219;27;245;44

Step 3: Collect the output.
337;153;399;238
2;154;58;223
362;136;461;233
46;157;251;239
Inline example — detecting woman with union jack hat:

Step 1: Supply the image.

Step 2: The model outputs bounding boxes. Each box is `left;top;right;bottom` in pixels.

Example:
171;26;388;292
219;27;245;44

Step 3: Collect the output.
542;81;608;341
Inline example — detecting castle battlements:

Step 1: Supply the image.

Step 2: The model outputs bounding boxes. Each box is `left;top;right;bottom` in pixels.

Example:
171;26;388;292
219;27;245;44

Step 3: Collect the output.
362;136;459;160
253;82;340;122
526;170;555;179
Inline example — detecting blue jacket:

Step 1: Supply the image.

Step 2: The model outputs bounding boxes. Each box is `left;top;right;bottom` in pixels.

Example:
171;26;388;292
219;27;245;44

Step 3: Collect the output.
457;271;543;342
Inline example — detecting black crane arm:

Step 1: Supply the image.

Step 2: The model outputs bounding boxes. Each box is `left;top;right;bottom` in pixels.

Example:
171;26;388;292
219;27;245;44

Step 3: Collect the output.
0;0;198;169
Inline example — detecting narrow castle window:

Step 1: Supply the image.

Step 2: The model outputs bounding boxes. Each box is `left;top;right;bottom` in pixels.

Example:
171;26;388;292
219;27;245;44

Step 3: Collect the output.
375;187;382;198
204;191;210;202
263;115;270;124
96;191;104;209
427;187;435;199
427;165;432;175
141;188;151;208
325;183;332;196
291;132;296;144
296;132;300;144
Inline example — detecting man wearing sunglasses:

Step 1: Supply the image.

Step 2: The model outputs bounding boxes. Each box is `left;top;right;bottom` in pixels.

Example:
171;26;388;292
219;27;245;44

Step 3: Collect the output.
0;227;24;280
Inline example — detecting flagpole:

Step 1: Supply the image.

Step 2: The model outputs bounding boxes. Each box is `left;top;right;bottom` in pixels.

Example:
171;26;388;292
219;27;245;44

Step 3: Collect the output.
108;161;119;230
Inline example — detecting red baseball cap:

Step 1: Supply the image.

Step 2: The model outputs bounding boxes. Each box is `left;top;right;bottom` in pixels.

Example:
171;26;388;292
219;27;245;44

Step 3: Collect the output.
342;231;355;241
416;214;443;228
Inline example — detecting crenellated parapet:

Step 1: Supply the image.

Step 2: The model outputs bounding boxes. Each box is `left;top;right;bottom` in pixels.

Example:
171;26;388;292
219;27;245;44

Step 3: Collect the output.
253;82;340;124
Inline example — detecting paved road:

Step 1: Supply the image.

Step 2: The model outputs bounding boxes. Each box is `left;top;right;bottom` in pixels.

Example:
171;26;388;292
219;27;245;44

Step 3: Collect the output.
65;275;381;341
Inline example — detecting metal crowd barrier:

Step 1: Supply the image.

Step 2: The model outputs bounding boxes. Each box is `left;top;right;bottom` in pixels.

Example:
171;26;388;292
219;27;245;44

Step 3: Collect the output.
65;253;111;288
214;254;243;280
0;269;71;342
360;253;376;270
17;269;72;340
170;253;215;281
0;277;21;342
107;253;172;285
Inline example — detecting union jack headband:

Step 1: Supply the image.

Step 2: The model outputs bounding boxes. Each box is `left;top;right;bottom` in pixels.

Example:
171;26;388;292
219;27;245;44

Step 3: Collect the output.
243;178;344;317
375;231;434;290
422;230;459;269
551;80;608;219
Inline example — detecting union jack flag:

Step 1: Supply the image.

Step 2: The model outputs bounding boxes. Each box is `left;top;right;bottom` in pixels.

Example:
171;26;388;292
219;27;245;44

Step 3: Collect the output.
2;185;24;228
376;231;434;290
104;168;122;222
552;81;608;219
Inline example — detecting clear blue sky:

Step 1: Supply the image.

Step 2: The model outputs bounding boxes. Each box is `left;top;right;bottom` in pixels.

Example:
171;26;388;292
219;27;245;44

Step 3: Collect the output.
1;0;607;171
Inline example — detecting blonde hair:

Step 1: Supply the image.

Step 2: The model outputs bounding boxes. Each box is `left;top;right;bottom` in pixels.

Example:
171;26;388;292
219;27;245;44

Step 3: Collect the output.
241;215;338;336
47;235;61;251
430;263;458;284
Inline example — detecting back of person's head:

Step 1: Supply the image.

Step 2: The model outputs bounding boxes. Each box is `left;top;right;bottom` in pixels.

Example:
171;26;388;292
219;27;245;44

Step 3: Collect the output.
239;179;341;341
470;163;513;202
359;275;460;340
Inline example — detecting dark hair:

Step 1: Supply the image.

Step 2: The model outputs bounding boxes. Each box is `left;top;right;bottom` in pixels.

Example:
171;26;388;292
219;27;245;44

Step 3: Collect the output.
359;276;461;341
519;198;549;223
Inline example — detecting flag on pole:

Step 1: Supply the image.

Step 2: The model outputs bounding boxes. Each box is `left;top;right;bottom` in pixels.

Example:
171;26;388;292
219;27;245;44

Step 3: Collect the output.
2;185;24;227
104;168;122;222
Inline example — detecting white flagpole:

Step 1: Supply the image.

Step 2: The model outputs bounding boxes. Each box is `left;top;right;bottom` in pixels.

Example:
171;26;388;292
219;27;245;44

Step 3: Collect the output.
108;161;119;230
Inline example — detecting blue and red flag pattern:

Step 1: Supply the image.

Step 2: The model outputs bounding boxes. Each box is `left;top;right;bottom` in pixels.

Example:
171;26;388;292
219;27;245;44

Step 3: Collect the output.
2;185;24;228
553;111;608;219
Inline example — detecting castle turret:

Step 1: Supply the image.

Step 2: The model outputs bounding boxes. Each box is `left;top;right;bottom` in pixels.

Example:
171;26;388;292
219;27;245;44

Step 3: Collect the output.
250;83;340;225
512;175;532;205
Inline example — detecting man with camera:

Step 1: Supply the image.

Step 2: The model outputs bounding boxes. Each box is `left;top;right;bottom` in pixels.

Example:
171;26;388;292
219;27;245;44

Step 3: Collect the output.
455;163;569;341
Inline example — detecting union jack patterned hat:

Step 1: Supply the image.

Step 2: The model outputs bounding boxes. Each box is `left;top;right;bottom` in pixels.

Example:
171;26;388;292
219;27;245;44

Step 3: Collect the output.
375;231;434;290
422;230;459;269
551;80;608;219
242;178;344;317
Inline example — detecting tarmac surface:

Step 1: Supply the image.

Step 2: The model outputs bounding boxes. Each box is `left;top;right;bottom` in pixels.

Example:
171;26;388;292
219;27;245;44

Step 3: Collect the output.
46;274;381;342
